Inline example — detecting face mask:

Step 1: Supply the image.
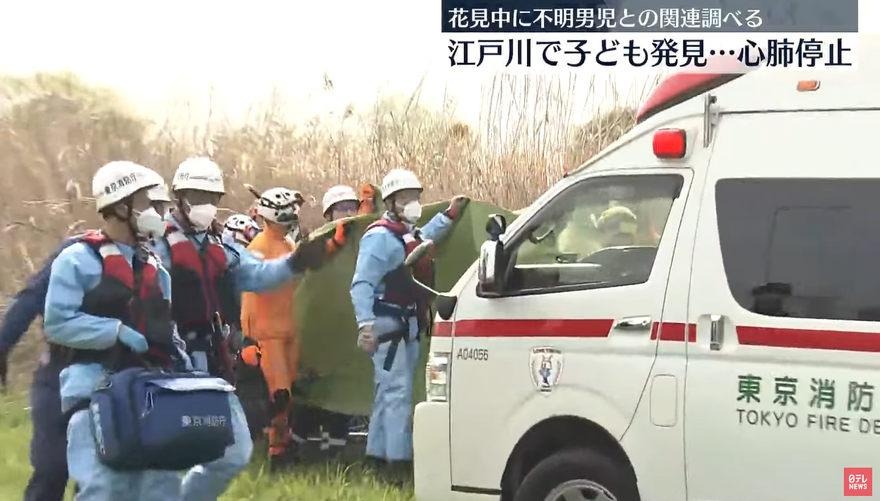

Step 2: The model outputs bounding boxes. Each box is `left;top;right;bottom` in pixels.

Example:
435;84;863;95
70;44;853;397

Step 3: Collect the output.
134;207;166;239
400;201;422;223
188;203;217;231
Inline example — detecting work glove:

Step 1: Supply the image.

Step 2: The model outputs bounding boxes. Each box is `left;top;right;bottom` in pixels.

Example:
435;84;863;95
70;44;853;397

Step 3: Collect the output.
0;349;8;390
357;324;378;353
288;231;334;273
118;326;149;353
240;344;261;367
445;195;470;221
326;220;355;254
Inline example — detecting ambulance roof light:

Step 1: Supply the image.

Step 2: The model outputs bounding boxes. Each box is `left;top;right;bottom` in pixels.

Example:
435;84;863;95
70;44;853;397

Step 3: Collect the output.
653;128;686;159
797;80;820;92
636;56;749;124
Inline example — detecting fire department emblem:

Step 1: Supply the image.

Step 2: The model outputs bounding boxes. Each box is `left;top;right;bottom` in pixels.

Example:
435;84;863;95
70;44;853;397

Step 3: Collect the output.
529;347;563;394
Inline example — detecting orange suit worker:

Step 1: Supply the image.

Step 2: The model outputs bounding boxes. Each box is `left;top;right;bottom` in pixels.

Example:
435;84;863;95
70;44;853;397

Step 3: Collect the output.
241;186;351;466
240;187;302;466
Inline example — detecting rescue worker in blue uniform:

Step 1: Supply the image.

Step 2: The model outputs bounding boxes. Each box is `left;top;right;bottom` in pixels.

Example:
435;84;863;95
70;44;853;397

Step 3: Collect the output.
0;180;173;501
0;238;78;501
147;157;334;499
44;161;192;501
351;168;467;482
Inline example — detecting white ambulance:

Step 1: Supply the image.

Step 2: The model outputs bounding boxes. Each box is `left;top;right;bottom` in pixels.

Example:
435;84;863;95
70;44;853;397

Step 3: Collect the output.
413;48;880;501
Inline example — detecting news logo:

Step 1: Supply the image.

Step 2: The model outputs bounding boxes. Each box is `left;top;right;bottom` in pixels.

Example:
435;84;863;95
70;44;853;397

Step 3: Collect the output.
844;467;872;497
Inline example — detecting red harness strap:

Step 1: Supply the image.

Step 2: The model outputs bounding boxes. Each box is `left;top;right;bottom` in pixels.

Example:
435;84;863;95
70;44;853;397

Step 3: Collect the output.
78;231;170;364
365;218;435;307
80;231;161;330
164;224;229;325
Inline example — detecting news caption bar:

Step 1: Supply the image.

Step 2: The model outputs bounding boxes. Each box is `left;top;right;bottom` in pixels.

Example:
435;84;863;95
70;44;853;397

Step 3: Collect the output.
448;37;854;69
441;0;859;33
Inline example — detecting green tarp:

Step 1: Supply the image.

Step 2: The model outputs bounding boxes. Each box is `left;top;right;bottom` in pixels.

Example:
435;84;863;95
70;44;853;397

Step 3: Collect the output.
293;201;517;415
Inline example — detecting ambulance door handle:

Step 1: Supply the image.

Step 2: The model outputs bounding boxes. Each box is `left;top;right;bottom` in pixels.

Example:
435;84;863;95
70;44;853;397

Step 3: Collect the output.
615;316;652;330
709;314;724;351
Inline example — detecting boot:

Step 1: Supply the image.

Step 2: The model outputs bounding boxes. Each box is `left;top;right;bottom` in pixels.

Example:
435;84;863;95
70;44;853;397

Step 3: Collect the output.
363;455;387;475
384;460;414;487
268;416;298;471
268;444;299;471
362;456;388;474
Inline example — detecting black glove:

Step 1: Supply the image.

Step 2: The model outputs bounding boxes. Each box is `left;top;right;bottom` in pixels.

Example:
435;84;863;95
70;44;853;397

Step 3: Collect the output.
0;349;9;389
288;235;330;273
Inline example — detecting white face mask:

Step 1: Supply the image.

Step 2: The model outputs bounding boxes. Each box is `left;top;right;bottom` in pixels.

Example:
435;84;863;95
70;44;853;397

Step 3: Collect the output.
400;201;422;224
134;207;166;239
188;203;217;231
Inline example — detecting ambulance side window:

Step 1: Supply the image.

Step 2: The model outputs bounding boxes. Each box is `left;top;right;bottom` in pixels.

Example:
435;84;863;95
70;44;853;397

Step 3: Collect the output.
502;174;683;295
717;178;880;321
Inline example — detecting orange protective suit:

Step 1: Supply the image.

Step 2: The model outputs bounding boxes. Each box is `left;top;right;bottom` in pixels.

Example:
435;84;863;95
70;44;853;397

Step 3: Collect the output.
240;219;350;462
240;223;299;459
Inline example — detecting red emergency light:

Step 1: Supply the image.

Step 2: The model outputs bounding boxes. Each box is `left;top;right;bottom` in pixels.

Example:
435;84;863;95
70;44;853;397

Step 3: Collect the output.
653;128;686;159
637;56;749;124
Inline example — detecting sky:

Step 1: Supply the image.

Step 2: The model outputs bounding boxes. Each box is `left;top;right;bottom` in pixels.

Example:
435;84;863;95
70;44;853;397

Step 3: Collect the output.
0;0;877;126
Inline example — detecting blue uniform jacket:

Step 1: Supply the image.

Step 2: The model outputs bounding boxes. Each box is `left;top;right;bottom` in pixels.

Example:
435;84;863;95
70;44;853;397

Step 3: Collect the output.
147;213;297;297
350;211;453;331
0;238;78;354
44;240;192;412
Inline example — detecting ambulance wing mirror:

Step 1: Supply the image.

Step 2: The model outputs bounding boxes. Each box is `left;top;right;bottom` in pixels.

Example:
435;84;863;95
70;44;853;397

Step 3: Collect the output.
486;214;507;242
405;240;458;312
405;240;434;267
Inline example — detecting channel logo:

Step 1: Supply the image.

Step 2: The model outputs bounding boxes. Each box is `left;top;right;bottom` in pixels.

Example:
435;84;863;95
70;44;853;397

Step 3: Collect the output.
844;467;872;496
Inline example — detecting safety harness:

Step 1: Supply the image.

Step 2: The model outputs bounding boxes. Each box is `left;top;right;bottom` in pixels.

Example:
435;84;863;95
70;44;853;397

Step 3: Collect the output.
163;223;237;377
50;230;176;368
366;218;436;371
55;231;177;422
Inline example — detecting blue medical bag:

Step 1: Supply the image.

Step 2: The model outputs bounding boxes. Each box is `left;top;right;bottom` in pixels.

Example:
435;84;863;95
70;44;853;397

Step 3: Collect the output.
89;367;235;471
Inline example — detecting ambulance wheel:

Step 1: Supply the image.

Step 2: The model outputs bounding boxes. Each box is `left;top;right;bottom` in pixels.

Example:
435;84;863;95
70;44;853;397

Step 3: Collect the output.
513;448;640;501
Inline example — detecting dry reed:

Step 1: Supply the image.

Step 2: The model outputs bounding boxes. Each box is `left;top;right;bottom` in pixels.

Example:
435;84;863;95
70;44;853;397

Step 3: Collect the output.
0;70;659;376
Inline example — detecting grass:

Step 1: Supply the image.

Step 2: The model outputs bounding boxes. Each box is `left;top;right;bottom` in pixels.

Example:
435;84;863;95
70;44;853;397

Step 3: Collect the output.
0;391;413;500
0;69;656;498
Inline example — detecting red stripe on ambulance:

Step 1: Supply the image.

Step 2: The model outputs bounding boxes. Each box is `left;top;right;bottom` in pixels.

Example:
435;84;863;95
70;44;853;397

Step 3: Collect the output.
650;322;697;343
737;325;880;353
434;321;453;337
436;319;700;340
451;319;614;338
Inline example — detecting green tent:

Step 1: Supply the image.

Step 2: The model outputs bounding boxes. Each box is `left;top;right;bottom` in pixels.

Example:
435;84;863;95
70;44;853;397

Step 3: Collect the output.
292;201;517;415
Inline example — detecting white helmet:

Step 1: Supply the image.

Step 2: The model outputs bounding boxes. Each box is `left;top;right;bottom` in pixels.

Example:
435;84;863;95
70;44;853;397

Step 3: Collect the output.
224;213;261;244
171;157;225;194
147;183;172;203
255;187;303;224
224;213;259;232
322;185;359;215
381;169;422;201
92;161;164;211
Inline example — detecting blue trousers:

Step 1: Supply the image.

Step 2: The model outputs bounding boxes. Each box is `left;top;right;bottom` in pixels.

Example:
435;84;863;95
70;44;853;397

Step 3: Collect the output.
366;319;420;462
180;352;254;501
23;360;68;501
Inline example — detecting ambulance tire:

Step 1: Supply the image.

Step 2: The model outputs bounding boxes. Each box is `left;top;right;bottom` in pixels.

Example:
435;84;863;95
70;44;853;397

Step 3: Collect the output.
513;447;640;501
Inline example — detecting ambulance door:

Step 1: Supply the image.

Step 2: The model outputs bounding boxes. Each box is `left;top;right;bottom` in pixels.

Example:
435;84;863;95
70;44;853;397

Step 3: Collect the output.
685;110;880;501
448;167;693;492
